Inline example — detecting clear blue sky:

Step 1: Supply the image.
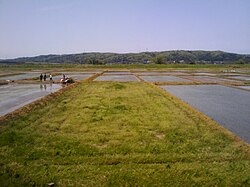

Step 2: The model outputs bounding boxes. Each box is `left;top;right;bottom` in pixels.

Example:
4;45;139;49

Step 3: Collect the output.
0;0;250;58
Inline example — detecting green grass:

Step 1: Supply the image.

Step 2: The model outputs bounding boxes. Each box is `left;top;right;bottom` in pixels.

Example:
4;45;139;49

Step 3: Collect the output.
0;82;249;186
1;63;250;71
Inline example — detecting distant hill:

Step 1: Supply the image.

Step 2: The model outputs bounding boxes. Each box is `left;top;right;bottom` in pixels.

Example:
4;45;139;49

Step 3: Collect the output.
0;50;249;64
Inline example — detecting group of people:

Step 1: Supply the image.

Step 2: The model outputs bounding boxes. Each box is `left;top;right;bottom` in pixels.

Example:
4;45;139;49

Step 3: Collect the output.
39;73;70;83
40;73;53;82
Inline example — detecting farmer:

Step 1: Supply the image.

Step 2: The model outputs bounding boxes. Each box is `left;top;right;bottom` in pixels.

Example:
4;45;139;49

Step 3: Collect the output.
44;73;47;81
40;73;43;82
49;73;53;81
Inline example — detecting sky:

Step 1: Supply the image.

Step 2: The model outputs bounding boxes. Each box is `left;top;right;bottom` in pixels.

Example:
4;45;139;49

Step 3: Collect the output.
0;0;250;59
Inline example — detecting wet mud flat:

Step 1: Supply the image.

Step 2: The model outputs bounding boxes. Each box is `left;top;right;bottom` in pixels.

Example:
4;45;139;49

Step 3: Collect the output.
0;84;62;116
139;75;192;82
160;85;250;143
94;75;140;82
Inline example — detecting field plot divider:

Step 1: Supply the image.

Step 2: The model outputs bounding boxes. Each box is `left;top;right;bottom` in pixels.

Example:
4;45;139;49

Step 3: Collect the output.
83;71;105;82
133;73;145;82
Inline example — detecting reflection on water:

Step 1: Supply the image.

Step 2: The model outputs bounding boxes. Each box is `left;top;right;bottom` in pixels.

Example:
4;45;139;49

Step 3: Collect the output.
0;83;62;116
39;83;54;91
49;82;53;90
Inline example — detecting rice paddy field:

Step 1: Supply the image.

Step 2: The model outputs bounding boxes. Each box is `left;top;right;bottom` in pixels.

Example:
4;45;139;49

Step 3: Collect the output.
0;64;250;186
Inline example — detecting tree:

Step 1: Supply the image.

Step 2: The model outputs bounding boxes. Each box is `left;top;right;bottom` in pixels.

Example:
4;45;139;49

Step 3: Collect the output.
151;55;165;64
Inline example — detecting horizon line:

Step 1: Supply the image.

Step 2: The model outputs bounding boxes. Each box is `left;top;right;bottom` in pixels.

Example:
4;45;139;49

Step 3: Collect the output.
1;49;250;60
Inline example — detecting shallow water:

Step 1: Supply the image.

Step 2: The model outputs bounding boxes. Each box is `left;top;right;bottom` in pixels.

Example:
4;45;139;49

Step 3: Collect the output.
95;75;140;82
237;86;250;90
0;73;39;81
160;85;250;143
184;76;240;83
192;73;216;76
103;71;131;75
0;84;62;116
140;75;191;82
53;74;94;81
136;72;189;76
229;76;250;81
58;71;101;74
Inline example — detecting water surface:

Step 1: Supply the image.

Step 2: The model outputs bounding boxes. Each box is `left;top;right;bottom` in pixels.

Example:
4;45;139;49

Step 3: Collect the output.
161;85;250;143
0;73;39;81
95;75;140;82
140;76;191;82
0;84;62;116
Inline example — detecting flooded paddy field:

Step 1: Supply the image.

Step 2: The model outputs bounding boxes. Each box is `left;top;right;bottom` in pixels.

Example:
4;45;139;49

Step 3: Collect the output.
134;71;189;76
0;70;99;117
55;71;101;74
227;76;250;81
0;72;22;77
0;83;62;116
94;75;140;82
139;75;192;82
0;72;39;81
237;85;250;90
160;85;250;143
236;69;250;74
0;71;100;82
218;73;244;76
53;73;95;81
191;72;217;76
103;71;131;75
183;76;240;83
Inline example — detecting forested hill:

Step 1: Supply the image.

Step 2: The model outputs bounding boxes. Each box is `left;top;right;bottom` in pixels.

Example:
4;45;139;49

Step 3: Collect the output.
1;50;249;64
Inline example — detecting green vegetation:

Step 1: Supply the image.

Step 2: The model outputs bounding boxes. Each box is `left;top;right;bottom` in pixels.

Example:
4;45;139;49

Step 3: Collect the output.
0;82;249;186
1;63;250;72
1;50;249;64
151;54;165;64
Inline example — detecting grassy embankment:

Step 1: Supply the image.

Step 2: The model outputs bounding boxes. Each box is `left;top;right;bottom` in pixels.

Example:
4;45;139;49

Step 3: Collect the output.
0;81;249;186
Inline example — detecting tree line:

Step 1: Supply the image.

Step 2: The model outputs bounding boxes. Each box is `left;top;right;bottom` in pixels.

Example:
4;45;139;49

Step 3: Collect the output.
1;50;249;64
